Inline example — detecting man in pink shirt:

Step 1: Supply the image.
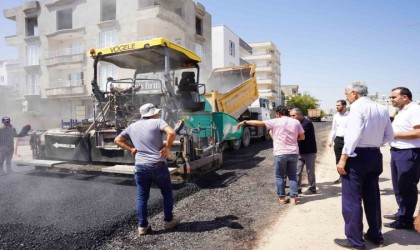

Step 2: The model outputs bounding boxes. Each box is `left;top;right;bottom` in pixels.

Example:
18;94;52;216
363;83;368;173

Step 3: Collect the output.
237;105;305;205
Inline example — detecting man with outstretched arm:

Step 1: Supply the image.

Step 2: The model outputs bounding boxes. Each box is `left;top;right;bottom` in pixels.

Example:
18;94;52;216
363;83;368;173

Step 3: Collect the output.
237;105;304;205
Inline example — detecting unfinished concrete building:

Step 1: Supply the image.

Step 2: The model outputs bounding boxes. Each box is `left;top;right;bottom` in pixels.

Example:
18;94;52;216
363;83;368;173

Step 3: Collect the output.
4;0;211;127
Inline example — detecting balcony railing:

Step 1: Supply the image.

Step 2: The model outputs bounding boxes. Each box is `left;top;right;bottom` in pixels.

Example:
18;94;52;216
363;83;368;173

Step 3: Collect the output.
46;50;85;66
45;81;87;97
47;47;84;58
48;79;84;88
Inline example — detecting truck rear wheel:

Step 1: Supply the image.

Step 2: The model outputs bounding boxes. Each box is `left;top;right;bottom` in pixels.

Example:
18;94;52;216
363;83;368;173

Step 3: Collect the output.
262;128;271;141
241;127;251;148
229;139;241;151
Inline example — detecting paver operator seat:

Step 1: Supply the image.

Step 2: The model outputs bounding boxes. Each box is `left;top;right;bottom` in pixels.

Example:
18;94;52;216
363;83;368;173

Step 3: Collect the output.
177;71;205;111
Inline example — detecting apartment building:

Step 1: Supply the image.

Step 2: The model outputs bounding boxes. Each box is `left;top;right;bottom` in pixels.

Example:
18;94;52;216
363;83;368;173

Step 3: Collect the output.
281;84;299;99
4;0;211;127
242;42;281;106
211;26;281;106
211;25;252;69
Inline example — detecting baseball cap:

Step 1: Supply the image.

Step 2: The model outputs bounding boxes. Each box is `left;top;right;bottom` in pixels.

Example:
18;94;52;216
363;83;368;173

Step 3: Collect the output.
2;116;10;122
139;103;161;118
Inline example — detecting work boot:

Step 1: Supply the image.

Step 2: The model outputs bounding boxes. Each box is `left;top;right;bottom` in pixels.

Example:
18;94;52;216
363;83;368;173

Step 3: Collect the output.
164;216;181;229
138;225;151;235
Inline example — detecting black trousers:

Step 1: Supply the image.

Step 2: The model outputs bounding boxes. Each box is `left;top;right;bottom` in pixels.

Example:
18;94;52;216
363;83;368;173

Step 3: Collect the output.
342;148;383;248
334;136;344;164
390;148;420;224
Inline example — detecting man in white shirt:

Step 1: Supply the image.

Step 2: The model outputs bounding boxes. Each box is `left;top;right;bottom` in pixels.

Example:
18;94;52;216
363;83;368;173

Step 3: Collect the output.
328;100;349;184
383;87;420;230
334;81;394;250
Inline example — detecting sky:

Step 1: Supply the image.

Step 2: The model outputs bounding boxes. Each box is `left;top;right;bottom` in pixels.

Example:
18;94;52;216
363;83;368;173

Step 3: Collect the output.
1;0;420;110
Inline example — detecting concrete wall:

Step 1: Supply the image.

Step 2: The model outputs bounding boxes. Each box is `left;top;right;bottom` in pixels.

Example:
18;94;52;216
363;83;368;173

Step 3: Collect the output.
4;0;212;127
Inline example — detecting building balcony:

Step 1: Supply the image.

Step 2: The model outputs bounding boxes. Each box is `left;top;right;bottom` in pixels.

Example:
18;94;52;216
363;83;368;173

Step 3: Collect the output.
242;53;277;62
259;90;277;99
22;1;40;15
137;5;187;32
4;35;19;46
4;6;18;20
249;41;277;50
256;78;279;86
45;0;75;8
24;62;40;70
5;60;20;71
46;49;85;68
255;65;279;73
45;80;87;97
46;27;86;41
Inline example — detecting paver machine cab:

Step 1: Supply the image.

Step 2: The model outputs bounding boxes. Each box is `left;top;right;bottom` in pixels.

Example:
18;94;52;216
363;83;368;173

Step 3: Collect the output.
30;38;241;177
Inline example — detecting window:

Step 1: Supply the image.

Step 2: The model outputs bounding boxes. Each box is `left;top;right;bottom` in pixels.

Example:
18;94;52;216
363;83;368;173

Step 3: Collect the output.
229;40;235;57
57;9;72;30
195;43;203;58
26;45;39;66
195;17;203;36
69;72;84;86
25;17;38;37
99;30;118;48
101;0;116;21
99;64;118;89
70;42;83;54
26;74;40;95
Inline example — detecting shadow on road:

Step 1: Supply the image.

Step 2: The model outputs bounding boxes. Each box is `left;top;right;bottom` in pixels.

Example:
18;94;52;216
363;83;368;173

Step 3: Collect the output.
151;215;244;235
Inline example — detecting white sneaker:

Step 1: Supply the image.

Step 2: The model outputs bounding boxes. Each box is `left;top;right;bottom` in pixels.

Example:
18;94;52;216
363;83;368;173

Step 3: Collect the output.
138;225;151;235
164;216;181;229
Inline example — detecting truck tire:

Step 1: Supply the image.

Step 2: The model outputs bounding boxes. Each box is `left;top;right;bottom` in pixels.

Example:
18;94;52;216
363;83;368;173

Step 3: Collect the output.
262;128;271;141
241;127;251;148
229;139;241;151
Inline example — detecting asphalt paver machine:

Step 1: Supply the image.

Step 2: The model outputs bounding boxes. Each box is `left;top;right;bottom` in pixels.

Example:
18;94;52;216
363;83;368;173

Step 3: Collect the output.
30;38;242;178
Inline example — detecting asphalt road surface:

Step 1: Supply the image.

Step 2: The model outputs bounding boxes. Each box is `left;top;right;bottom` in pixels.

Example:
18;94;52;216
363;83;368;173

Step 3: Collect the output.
0;169;198;249
0;121;331;250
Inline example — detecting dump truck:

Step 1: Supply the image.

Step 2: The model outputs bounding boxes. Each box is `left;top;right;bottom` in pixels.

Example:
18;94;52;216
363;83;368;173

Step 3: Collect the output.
307;108;322;122
26;38;244;179
204;65;272;150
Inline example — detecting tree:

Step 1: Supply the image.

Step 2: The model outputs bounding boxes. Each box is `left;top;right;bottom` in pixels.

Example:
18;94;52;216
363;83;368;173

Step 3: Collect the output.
286;92;319;116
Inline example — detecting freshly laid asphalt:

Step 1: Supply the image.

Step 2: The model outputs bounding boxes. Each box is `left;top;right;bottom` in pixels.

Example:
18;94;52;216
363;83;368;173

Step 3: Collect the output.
1;147;197;249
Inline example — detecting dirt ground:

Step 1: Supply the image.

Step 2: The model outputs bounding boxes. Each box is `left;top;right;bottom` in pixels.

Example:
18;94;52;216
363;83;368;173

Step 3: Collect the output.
256;143;420;249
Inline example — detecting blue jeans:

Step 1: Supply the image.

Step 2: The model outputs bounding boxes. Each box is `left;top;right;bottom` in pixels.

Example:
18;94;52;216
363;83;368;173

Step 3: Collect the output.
134;163;174;227
274;154;299;198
